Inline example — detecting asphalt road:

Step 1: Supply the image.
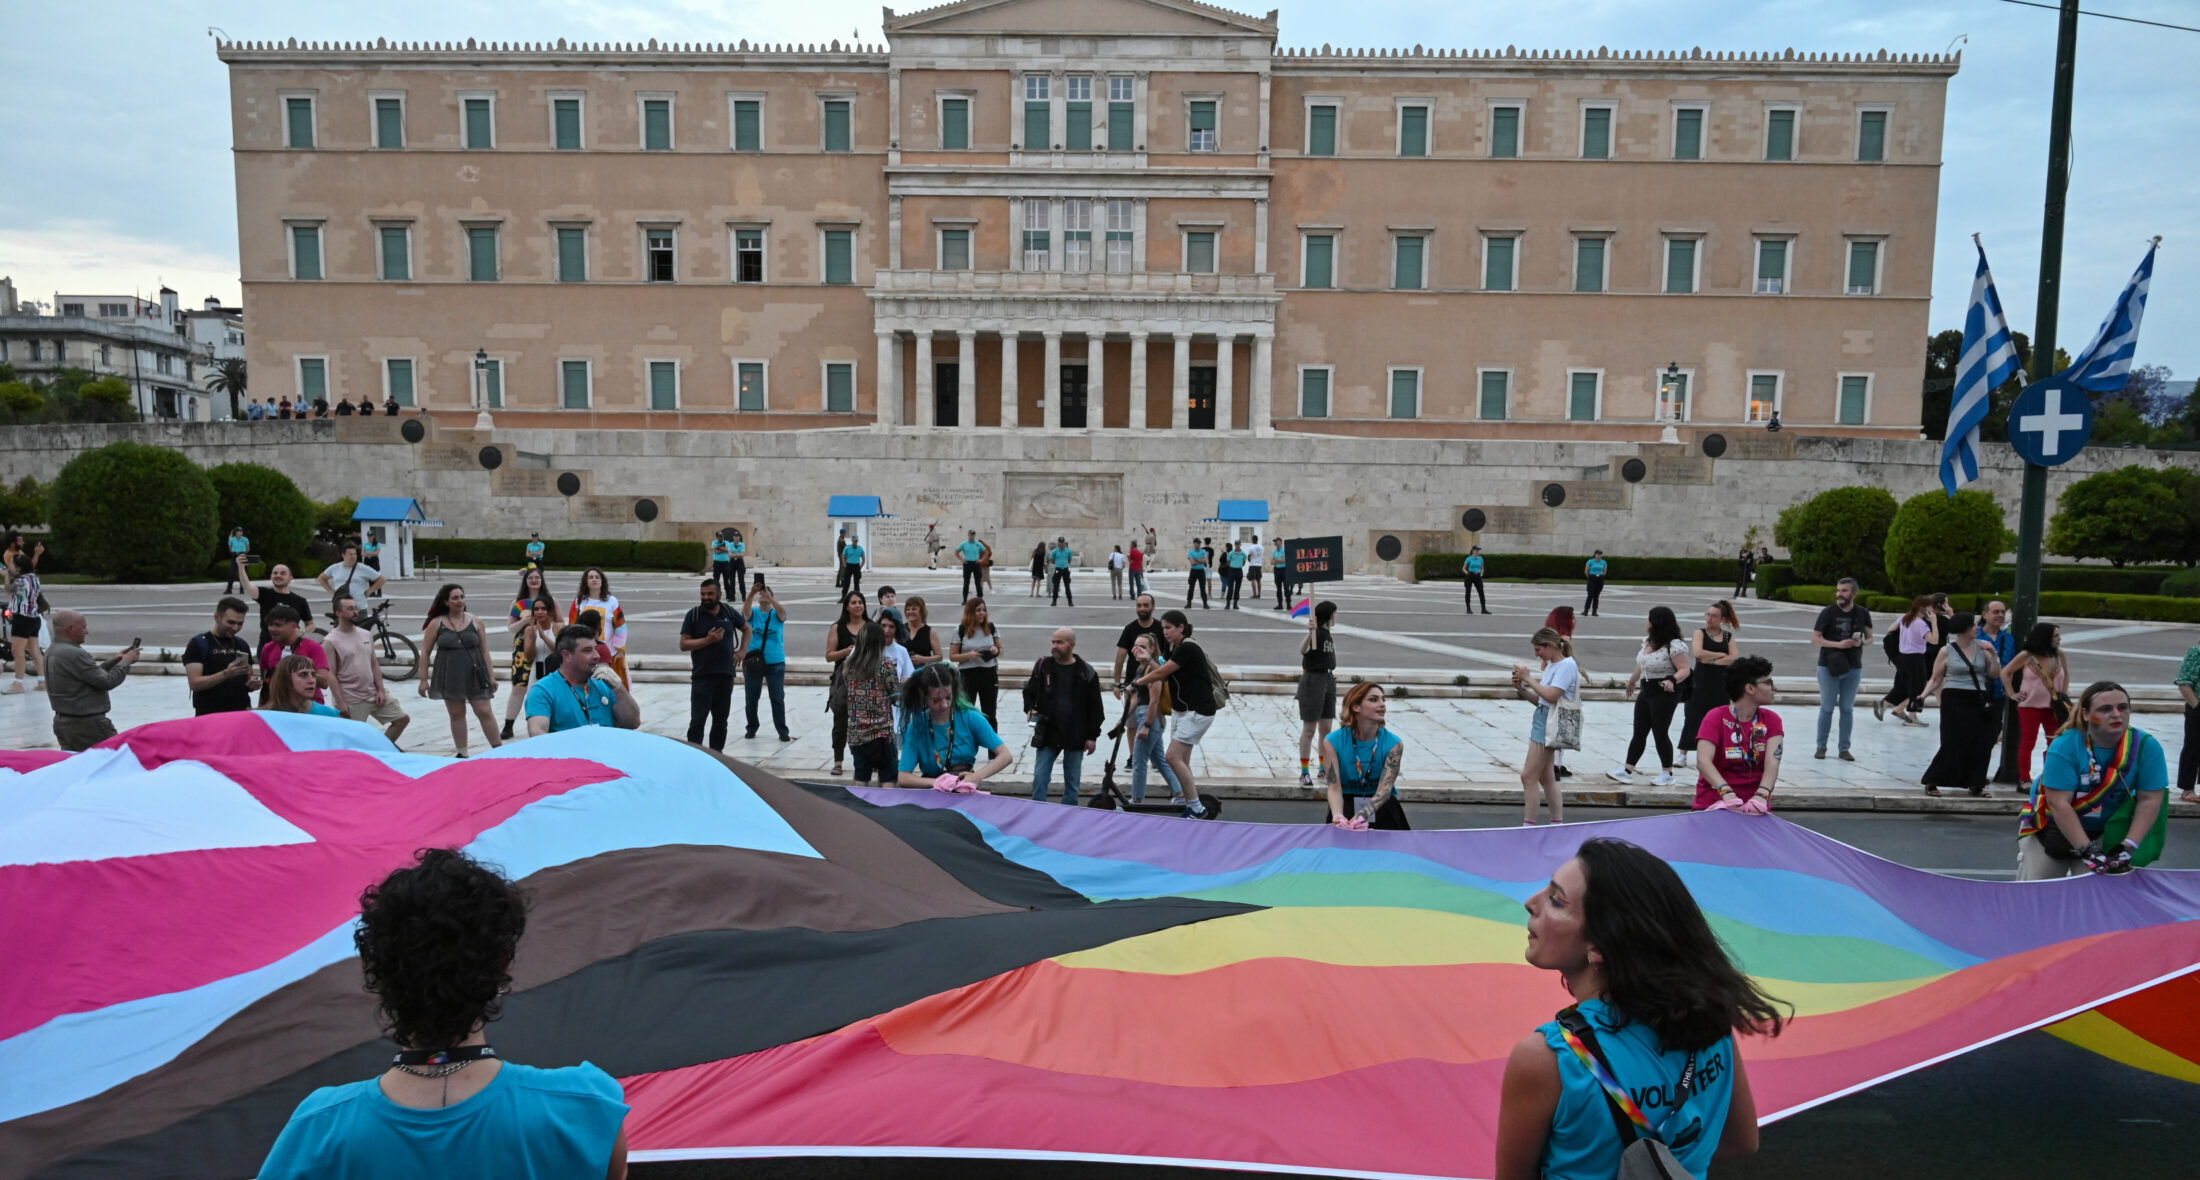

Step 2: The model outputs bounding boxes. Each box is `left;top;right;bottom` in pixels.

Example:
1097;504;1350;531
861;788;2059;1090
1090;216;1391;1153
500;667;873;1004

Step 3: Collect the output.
48;566;2200;692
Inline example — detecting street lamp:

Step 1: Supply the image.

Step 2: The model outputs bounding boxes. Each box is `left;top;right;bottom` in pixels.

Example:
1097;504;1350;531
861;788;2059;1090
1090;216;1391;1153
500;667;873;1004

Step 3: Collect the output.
1657;360;1682;443
471;347;495;430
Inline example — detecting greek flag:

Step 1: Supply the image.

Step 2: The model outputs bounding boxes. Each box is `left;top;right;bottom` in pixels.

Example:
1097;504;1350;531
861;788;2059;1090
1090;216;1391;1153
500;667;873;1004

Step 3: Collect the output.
1939;240;2022;496
2056;239;2160;392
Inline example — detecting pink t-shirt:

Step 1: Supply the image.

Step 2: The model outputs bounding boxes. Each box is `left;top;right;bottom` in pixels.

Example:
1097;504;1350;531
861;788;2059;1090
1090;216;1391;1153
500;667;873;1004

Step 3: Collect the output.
1693;705;1783;809
259;637;330;701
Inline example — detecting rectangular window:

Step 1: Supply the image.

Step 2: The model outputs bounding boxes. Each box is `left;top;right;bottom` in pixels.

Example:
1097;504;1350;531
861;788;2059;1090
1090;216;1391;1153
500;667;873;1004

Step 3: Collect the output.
1581;106;1611;159
941;97;969;149
649;360;678;409
1483;235;1515;292
483;357;503;408
1186;230;1216;274
465;97;494;149
299;358;327;401
1390;369;1421;419
554;97;582;149
1858;109;1887;162
1665;237;1697;294
379;225;411;281
734;229;765;282
286;96;315;148
291;225;322;280
1022;201;1050;270
1766;108;1795;161
824;229;854;284
374;97;403;149
385;358;415;407
737;361;766;410
1568;372;1600;421
1574;237;1606;293
468;227;499;281
823;99;851;152
940;228;971;270
157;353;173;375
1673;107;1703;159
1063;201;1093;272
1023;75;1050;149
1749;374;1781;422
646;229;675;282
733;99;761;151
643;98;672;150
1491;105;1520;158
825;362;855;412
1756;239;1788;294
1105;200;1133;272
1399;104;1428;157
1479;370;1510;420
1839;375;1870;424
1300;368;1330;417
1108;76;1135;150
1188;100;1217;152
1847;240;1880;294
1066;75;1092;151
1394;235;1425;290
1308;104;1337;155
1303;234;1334;289
557;227;588;282
561;360;590;408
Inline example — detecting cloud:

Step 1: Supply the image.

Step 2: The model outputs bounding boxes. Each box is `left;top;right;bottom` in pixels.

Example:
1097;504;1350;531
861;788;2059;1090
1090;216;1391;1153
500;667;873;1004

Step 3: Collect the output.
0;221;240;309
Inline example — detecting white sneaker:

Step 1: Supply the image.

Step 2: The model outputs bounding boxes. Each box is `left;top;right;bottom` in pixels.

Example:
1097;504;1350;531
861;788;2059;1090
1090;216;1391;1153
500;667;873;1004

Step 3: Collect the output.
1650;772;1676;787
2;680;21;695
1606;767;1632;784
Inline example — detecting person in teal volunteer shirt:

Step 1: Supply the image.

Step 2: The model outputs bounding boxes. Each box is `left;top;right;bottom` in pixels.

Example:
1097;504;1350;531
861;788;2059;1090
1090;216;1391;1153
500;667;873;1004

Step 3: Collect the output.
743;582;793;741
1496;838;1776;1180
359;534;383;591
957;530;988;602
895;663;1013;787
1048;537;1076;607
1464;546;1489;614
709;535;737;598
523;532;546;575
1221;540;1248;610
524;625;639;735
1271;535;1291;610
2016;680;2169;880
841;537;867;598
1184;538;1211;609
225;527;251;593
1582;550;1609;617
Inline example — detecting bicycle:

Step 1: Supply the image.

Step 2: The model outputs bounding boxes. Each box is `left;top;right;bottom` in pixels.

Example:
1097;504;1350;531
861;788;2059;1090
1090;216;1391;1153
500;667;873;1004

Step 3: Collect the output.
326;599;420;681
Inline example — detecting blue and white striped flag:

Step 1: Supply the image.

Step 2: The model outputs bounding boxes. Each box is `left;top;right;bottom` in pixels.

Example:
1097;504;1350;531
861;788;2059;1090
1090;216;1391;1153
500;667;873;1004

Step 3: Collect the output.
2056;238;2160;393
1939;239;2023;496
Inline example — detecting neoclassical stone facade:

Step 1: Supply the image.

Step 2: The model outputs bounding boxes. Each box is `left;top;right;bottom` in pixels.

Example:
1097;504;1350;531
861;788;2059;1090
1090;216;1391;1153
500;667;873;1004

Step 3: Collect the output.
219;0;1956;440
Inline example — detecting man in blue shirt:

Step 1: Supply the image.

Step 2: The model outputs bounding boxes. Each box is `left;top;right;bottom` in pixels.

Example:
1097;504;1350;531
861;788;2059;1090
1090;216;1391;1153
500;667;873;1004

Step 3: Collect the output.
957;530;988;602
1184;537;1210;609
1582;550;1609;617
709;535;737;598
841;536;866;598
525;625;640;735
1221;540;1247;610
524;532;546;575
225;527;251;593
1463;546;1488;614
1048;537;1076;607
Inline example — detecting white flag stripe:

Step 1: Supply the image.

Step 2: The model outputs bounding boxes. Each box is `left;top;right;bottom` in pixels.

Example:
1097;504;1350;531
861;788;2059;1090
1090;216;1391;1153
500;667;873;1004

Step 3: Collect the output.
2059;242;2157;393
1939;241;2022;497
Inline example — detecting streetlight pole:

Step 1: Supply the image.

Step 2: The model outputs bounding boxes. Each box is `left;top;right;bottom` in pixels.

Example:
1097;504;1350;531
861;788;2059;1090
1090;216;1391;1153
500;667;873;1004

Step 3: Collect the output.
1658;360;1682;443
472;347;495;430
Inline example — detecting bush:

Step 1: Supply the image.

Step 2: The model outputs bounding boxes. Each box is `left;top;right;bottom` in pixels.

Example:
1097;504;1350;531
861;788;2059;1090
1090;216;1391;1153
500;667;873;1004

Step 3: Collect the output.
1412;553;1739;583
207;463;316;571
1883;490;2012;597
2162;569;2200;599
49;442;219;580
2046;466;2195;568
1774;486;1897;588
1754;562;1796;598
0;476;46;530
1780;585;1838;606
316;497;360;545
413;537;706;572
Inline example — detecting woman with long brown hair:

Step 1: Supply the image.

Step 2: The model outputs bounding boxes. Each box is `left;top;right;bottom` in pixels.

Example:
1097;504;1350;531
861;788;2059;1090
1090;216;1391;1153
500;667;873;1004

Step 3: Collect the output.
1876;594;1939;727
417;584;501;757
262;653;341;716
1682;600;1741;768
949;596;1003;728
824;590;868;776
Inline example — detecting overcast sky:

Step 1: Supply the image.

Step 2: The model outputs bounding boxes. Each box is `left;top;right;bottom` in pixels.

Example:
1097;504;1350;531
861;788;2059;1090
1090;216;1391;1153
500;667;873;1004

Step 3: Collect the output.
2;0;2190;378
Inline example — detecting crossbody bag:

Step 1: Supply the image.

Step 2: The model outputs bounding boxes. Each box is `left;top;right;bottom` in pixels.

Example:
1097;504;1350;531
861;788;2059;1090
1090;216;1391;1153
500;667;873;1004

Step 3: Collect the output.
1555;1008;1701;1180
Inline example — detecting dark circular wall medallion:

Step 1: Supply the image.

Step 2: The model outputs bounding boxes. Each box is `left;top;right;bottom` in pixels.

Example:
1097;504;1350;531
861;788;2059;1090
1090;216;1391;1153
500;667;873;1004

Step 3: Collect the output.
1541;483;1568;508
634;499;659;523
555;472;582;497
399;418;427;443
1374;534;1403;561
1461;509;1487;532
478;447;503;470
1701;433;1728;458
1620;458;1647;483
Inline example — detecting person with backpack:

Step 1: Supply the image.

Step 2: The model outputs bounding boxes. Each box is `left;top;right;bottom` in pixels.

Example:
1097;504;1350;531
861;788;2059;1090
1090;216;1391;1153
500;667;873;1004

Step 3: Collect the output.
1875;595;1939;727
1134;610;1225;818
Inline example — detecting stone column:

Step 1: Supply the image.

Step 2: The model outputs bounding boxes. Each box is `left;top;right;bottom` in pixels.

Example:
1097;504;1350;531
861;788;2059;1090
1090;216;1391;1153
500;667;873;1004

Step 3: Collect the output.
1215;333;1235;433
875;329;900;430
1171;332;1191;431
1042;330;1063;432
999;330;1019;429
956;329;976;428
1251;332;1274;437
1128;331;1149;431
914;333;934;430
1086;332;1105;432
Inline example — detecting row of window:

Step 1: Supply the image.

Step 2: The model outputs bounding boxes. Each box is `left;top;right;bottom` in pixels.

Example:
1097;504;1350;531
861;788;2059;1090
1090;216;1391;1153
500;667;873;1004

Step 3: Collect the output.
1294;367;1872;425
57;302;135;318
0;338;189;377
283;92;854;153
287;222;846;285
1298;229;1885;295
295;355;857;413
1299;99;1889;162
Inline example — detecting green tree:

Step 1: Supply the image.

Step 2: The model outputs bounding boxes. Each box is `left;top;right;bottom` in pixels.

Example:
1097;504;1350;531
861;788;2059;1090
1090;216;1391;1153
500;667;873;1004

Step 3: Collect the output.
2045;465;2187;568
206;462;316;570
316;496;360;545
0;476;46;530
2090;400;2152;447
1774;485;1899;588
0;380;43;417
78;376;132;408
48;442;219;580
1883;489;2013;596
1919;328;1961;440
208;357;248;420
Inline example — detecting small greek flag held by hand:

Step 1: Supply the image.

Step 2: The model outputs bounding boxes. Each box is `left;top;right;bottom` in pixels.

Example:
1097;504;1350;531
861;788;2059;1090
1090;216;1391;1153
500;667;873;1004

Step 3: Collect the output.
1290;597;1311;620
2056;238;2160;393
1939;238;2022;497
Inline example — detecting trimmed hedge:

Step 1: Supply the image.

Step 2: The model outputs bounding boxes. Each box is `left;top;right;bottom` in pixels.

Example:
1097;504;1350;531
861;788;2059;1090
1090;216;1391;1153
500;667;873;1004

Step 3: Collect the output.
1995;564;2178;596
1754;562;1796;598
1785;585;2200;623
2162;569;2200;599
1414;553;1746;584
414;537;707;571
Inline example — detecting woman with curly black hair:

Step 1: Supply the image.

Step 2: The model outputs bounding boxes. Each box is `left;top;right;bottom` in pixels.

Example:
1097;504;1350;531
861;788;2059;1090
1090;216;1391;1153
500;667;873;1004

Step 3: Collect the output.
258;849;630;1179
1496;838;1784;1180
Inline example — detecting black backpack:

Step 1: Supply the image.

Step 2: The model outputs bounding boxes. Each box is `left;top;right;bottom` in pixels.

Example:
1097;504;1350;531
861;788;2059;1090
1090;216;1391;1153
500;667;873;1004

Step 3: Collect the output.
1883;625;1902;666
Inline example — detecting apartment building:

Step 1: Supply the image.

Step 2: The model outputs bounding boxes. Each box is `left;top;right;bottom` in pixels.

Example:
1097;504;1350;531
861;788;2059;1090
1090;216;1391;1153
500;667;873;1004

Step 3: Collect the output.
218;0;1956;437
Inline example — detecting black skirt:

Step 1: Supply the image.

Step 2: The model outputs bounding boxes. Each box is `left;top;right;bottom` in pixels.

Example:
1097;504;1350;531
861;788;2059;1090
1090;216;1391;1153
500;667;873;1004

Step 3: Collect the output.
1922;688;1994;790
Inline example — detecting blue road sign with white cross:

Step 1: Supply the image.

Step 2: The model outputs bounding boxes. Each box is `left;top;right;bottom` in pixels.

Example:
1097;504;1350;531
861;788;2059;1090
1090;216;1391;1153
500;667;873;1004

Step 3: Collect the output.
2008;374;2094;467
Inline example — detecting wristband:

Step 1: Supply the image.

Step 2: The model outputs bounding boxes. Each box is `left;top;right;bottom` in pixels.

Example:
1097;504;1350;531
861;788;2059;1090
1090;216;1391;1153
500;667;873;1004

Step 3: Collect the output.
2123;837;2139;851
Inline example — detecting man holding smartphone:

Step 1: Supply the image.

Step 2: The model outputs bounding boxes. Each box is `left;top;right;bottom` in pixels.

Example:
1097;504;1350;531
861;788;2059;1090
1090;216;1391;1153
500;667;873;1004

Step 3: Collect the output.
44;609;138;750
185;597;261;716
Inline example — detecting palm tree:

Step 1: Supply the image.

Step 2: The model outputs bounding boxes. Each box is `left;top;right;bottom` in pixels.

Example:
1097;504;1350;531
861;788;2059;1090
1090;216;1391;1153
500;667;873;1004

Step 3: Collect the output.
208;357;248;420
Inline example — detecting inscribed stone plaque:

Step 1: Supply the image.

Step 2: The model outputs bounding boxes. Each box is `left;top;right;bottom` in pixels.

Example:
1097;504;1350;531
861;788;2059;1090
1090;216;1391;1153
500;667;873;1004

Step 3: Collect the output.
1477;505;1553;534
415;441;477;470
1535;480;1630;510
491;467;562;498
1003;472;1122;529
1700;430;1796;461
1641;454;1715;484
570;496;638;524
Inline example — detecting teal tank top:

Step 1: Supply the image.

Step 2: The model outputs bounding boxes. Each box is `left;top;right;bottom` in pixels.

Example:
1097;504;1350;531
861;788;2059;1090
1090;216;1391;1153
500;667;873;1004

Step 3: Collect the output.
1535;999;1735;1180
1324;727;1401;796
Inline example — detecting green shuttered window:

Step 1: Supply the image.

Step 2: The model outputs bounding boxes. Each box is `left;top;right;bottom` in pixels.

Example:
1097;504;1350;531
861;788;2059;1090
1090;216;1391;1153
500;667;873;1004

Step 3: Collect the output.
386;359;415;406
1390;370;1420;419
299;358;327;402
1491;106;1519;158
738;362;766;410
941;98;968;149
734;100;761;151
1186;231;1216;274
554;98;581;150
1108;100;1134;150
1188;100;1216;151
1300;369;1329;418
1848;241;1880;294
1303;235;1333;289
561;361;589;408
1309;104;1336;155
1840;376;1869;424
467;227;498;281
826;363;855;413
1674;108;1703;159
1569;372;1599;420
1575;237;1605;292
465;98;493;149
941;229;971;271
1766;109;1794;160
1858;110;1887;161
1479;371;1509;420
483;359;502;408
1581;107;1610;159
557;228;586;282
1024;101;1050;150
649;361;677;410
286;97;314;148
291;226;322;280
1484;236;1514;291
1066;101;1092;151
823;100;850;152
824;230;854;284
379;226;409;281
1399;106;1427;157
643;99;671;150
1394;236;1424;290
374;98;402;149
1666;238;1696;293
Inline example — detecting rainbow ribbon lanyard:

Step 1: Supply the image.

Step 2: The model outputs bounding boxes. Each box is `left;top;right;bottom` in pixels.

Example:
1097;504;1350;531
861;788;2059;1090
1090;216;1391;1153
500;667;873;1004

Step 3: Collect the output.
1556;1023;1694;1141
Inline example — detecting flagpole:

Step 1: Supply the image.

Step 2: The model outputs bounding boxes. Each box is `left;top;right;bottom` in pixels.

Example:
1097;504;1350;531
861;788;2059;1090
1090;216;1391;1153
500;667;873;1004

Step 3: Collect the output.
2003;0;2080;782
